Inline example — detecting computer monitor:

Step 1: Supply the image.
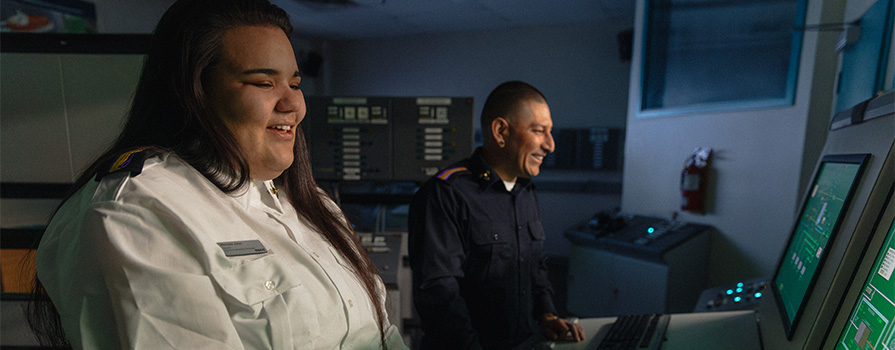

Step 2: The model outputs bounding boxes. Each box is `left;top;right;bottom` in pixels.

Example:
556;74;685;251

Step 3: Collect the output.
822;189;895;350
772;153;870;340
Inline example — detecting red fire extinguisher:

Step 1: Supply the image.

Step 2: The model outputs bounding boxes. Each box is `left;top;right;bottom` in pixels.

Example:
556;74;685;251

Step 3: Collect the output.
681;147;712;213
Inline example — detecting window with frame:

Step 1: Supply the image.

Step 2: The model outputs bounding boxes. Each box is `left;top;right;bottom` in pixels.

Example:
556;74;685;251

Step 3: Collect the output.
639;0;807;117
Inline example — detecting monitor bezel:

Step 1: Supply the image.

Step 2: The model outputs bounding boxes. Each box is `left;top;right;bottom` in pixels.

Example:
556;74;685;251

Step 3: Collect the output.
771;153;871;340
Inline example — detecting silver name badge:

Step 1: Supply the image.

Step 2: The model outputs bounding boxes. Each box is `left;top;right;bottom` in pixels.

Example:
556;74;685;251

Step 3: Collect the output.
217;240;268;257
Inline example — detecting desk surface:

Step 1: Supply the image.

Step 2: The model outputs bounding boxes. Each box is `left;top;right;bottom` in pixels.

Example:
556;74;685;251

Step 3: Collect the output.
523;310;761;350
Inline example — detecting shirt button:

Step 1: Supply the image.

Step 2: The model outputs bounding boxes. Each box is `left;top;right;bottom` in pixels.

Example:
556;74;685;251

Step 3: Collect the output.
265;280;276;291
493;234;499;241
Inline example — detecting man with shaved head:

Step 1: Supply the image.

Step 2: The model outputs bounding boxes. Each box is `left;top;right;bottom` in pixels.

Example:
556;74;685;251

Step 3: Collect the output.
409;81;585;349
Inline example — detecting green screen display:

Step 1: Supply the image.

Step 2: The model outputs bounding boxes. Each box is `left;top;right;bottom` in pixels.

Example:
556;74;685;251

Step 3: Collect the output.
835;218;895;350
774;160;863;330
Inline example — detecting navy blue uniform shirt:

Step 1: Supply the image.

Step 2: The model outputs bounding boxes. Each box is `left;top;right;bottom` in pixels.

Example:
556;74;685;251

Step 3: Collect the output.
409;148;557;350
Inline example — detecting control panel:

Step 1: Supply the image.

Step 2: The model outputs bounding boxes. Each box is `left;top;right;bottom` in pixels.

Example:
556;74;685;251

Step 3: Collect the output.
391;97;474;181
693;277;769;312
304;96;474;182
305;96;393;181
567;214;711;262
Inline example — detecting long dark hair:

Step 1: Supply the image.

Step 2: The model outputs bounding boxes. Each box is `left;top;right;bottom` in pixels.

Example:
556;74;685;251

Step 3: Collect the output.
28;0;388;347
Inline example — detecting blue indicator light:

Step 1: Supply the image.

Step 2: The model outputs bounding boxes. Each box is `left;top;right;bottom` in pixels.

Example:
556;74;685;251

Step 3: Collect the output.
736;287;743;293
737;282;744;288
734;296;742;303
647;227;655;234
726;289;734;295
754;292;762;298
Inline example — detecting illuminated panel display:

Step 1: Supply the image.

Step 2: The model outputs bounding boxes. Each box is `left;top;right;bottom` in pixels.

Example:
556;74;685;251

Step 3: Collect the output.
391;97;474;182
773;154;868;339
835;217;895;350
305;97;393;181
305;96;474;182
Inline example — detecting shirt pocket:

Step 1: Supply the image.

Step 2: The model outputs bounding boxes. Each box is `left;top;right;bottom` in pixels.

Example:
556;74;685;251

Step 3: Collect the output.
527;221;547;272
468;221;512;281
529;221;546;252
211;254;321;346
528;221;545;241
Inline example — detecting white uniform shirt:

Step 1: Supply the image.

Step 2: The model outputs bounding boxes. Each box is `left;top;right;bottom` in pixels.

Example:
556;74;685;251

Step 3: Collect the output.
36;152;406;349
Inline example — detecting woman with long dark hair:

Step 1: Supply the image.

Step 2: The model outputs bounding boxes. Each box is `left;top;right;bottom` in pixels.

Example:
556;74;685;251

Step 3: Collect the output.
29;0;406;348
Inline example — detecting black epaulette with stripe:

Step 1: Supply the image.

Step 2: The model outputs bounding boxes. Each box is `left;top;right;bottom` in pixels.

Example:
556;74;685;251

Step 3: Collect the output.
95;147;163;181
435;166;470;184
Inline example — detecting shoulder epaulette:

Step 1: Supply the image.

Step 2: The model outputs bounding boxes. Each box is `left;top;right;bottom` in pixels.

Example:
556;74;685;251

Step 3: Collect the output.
436;166;470;183
95;147;163;181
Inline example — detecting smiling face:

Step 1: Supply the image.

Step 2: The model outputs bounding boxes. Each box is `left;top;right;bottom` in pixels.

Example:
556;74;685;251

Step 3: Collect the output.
205;25;305;180
494;98;555;181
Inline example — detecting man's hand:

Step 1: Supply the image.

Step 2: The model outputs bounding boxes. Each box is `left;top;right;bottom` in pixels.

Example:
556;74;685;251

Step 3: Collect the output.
539;313;585;342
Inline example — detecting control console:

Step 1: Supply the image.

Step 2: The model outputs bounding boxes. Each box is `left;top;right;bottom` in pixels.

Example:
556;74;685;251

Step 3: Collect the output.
693;277;769;312
567;214;711;262
565;214;712;316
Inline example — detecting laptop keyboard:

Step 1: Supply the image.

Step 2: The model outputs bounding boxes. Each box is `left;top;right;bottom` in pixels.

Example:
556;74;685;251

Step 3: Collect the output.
596;313;669;350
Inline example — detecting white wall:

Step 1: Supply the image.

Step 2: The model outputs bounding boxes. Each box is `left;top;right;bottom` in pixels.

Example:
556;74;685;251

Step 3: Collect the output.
321;21;633;130
89;0;174;33
622;0;847;285
0;53;144;229
86;0;326;95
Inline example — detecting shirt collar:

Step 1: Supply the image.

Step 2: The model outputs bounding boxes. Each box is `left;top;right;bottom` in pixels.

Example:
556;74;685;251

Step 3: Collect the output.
469;147;534;193
234;179;284;214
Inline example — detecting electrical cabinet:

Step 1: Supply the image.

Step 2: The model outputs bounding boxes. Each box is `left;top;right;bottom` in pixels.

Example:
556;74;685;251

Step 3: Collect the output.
565;216;711;317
